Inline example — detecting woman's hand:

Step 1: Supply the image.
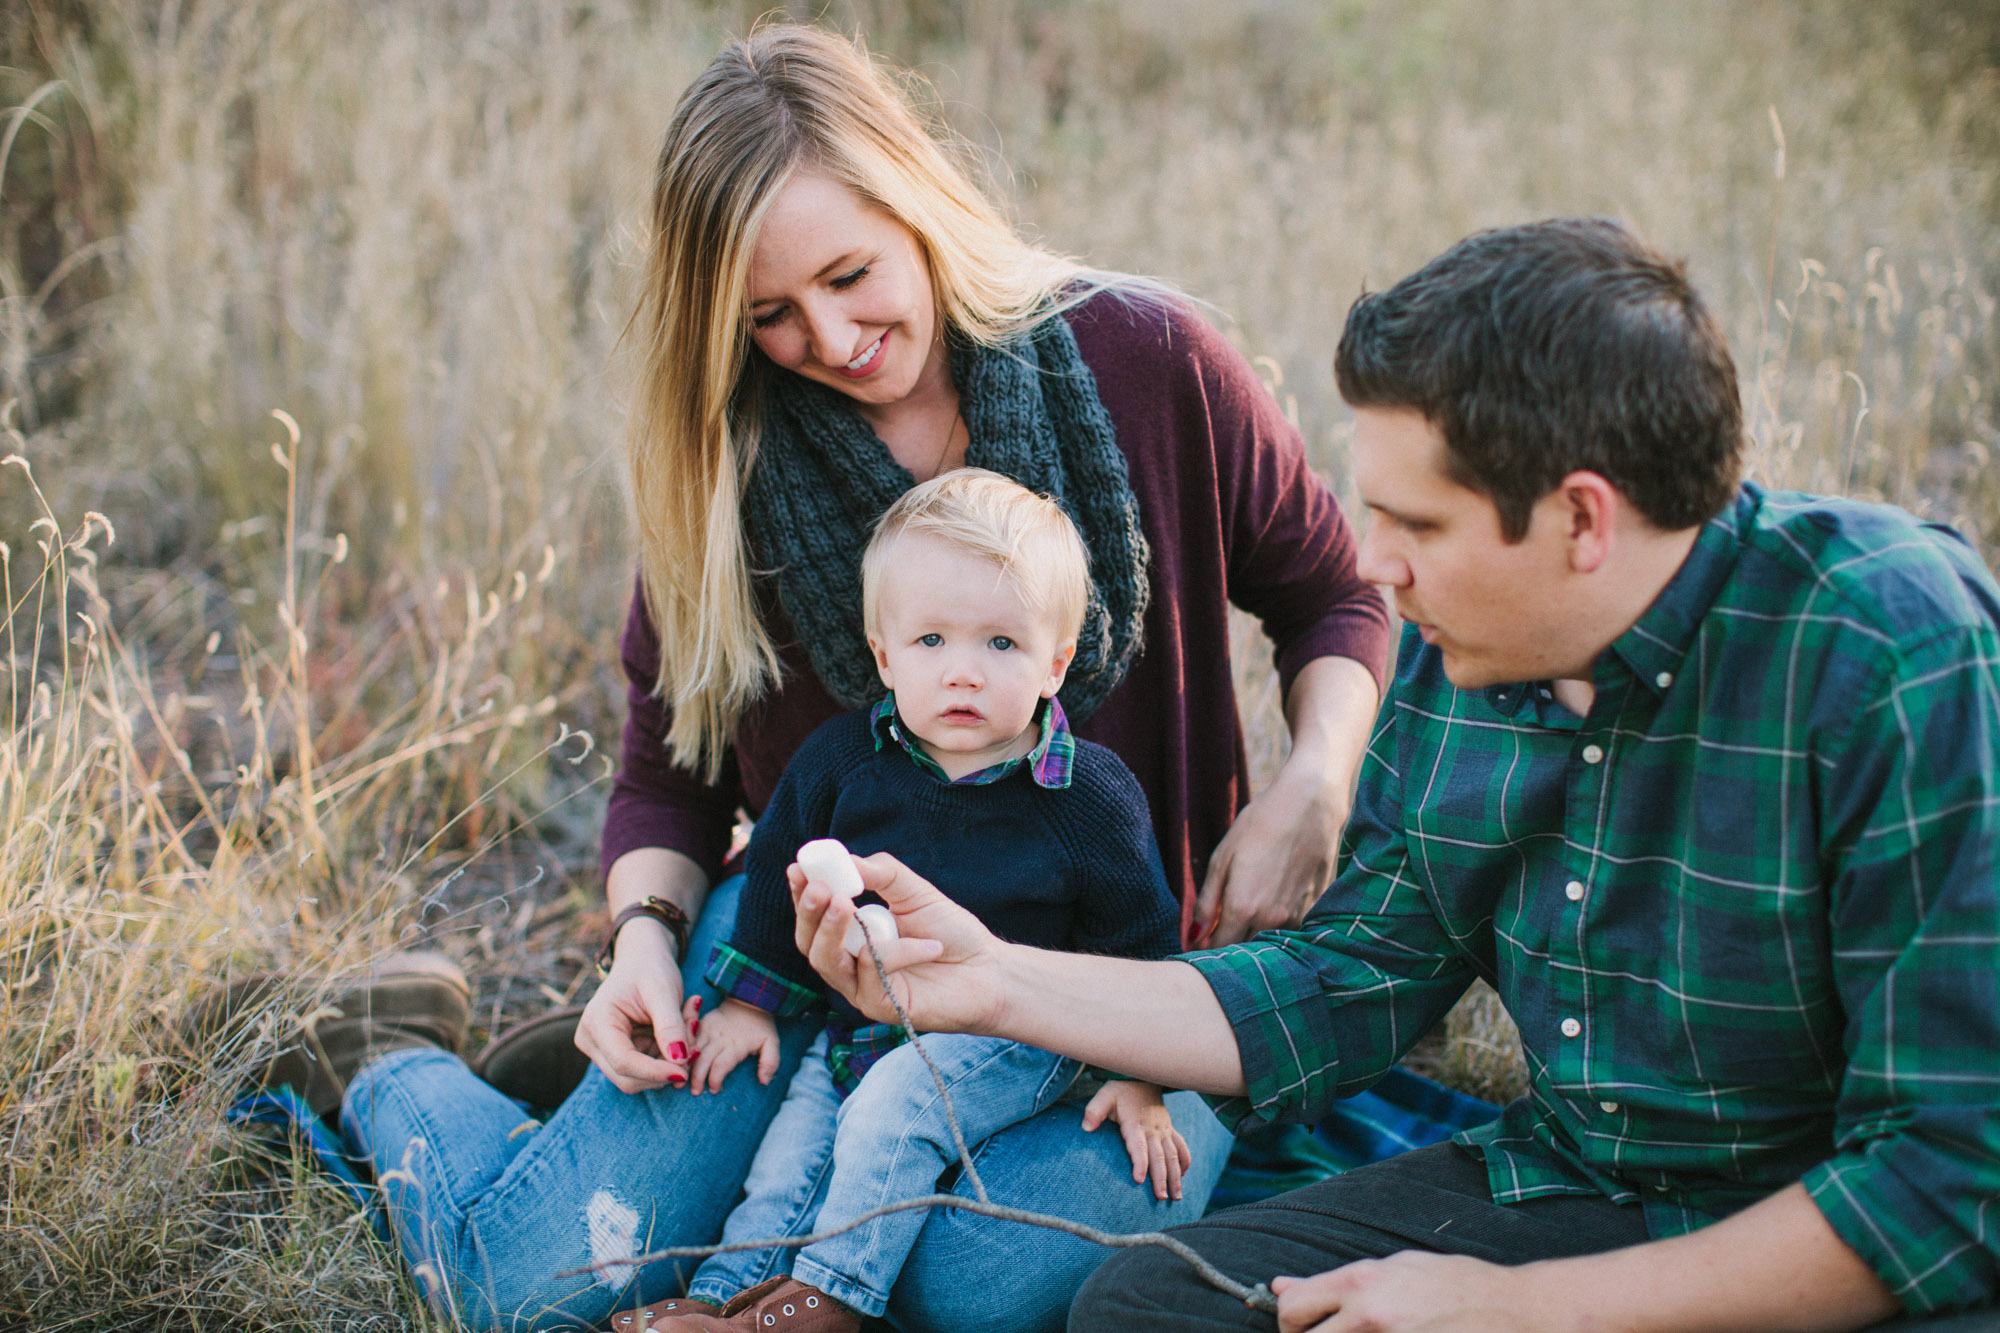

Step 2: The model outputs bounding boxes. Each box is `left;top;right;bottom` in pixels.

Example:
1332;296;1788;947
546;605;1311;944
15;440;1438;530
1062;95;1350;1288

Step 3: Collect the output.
687;998;781;1094
1195;656;1377;947
575;849;710;1093
1082;1080;1191;1200
1194;760;1349;946
575;917;695;1092
791;851;996;1033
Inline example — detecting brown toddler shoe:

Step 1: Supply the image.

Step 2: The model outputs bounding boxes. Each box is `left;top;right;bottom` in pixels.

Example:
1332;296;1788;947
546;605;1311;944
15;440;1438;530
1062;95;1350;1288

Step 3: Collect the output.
706;1277;861;1332
607;1295;718;1329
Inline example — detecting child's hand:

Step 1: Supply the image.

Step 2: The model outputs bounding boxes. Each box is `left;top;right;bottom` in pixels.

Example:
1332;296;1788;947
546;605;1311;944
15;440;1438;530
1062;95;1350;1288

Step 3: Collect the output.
687;998;780;1095
1082;1079;1191;1200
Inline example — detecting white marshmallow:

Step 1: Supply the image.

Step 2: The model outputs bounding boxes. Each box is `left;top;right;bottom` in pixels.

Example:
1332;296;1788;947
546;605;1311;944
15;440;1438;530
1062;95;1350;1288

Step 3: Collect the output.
843;903;901;956
795;838;864;902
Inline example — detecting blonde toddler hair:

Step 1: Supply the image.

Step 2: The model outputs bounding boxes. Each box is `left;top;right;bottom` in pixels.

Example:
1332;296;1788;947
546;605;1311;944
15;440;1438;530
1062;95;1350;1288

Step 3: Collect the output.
862;469;1091;646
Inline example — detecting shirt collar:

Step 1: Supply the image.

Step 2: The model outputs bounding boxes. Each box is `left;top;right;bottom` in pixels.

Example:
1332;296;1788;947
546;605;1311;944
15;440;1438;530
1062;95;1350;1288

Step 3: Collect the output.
869;692;1074;789
1604;484;1761;698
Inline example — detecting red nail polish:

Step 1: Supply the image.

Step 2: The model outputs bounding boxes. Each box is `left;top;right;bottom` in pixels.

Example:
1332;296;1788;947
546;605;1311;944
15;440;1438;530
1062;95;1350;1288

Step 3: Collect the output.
690;996;703;1012
668;1041;689;1061
668;1074;686;1087
689;1019;701;1036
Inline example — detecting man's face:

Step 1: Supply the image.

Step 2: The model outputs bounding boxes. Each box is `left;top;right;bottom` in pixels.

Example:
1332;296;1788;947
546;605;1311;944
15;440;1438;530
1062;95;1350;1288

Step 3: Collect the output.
1352;407;1584;689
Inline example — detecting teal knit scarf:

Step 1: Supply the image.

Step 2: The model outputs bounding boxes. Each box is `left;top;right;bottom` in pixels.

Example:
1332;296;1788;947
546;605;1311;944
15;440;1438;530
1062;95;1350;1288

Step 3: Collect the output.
741;314;1149;722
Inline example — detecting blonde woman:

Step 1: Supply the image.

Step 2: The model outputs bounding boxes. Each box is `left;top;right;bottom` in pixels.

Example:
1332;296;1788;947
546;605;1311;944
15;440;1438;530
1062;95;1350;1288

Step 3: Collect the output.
336;24;1397;1332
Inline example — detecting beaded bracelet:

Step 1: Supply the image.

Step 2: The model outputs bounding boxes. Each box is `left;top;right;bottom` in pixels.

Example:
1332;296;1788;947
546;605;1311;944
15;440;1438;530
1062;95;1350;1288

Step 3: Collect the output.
595;895;692;972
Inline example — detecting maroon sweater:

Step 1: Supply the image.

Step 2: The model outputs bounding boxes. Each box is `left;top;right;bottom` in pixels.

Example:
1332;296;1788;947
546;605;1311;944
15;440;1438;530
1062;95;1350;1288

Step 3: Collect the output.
602;293;1392;944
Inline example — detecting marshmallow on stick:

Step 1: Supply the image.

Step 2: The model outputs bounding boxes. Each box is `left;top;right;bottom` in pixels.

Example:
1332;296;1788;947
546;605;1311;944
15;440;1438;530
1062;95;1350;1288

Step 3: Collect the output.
795;838;901;956
845;904;900;956
795;839;864;902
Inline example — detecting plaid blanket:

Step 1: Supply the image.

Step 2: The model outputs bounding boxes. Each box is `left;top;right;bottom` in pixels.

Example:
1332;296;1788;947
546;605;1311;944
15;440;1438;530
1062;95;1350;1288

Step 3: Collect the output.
1209;1066;1498;1213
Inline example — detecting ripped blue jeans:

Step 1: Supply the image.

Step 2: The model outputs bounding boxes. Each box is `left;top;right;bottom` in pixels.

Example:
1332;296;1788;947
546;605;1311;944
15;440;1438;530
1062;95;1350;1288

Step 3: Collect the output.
339;876;1231;1332
687;1032;1083;1316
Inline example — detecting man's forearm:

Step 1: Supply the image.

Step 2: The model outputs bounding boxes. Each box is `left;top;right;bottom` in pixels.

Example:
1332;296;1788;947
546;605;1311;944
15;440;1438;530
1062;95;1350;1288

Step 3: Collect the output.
984;947;1248;1096
1520;1183;1899;1332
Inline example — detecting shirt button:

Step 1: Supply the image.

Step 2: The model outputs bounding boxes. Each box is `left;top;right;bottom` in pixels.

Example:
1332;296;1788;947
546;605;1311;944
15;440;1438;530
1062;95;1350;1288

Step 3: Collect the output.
1561;1017;1582;1038
1581;744;1605;764
1565;880;1585;901
1655;671;1673;689
1599;1100;1620;1114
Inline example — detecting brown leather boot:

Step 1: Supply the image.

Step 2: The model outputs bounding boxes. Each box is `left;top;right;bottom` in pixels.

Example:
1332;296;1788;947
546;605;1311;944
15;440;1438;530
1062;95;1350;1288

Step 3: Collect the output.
185;951;471;1117
471;1005;593;1109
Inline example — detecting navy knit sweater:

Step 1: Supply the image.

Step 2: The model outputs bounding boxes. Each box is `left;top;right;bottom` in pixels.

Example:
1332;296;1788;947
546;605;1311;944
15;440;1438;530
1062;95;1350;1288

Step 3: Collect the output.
726;708;1180;1030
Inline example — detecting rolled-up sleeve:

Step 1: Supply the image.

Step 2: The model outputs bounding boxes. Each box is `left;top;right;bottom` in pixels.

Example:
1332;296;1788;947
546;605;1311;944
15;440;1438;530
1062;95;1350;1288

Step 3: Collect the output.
1801;626;2000;1315
1183;709;1473;1130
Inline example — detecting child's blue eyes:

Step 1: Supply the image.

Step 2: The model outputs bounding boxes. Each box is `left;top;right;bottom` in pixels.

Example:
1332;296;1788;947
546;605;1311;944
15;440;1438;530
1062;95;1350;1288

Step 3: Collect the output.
912;633;1015;650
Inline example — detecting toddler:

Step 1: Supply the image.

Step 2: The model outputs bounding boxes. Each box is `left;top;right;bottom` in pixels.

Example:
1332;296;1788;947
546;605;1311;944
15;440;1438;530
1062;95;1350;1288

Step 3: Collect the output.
665;469;1189;1331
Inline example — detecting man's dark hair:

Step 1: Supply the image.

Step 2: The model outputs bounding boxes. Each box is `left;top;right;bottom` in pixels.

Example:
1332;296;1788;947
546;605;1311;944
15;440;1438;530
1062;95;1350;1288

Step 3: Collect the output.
1335;218;1743;540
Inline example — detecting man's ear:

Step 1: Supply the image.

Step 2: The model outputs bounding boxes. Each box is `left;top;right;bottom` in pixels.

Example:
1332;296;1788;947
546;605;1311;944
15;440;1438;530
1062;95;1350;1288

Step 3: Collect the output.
1043;638;1079;698
867;632;895;689
1556;471;1621;575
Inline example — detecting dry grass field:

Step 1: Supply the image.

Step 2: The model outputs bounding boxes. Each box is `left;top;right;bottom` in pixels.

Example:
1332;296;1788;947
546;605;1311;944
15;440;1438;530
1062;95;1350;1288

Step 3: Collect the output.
2;0;1996;1326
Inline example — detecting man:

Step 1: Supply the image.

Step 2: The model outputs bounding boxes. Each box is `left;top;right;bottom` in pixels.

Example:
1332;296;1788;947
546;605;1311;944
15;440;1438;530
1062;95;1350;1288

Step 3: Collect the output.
790;218;2000;1331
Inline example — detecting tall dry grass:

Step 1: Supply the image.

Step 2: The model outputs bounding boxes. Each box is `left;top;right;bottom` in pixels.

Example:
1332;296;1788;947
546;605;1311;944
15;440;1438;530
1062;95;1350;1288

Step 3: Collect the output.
2;0;1995;1325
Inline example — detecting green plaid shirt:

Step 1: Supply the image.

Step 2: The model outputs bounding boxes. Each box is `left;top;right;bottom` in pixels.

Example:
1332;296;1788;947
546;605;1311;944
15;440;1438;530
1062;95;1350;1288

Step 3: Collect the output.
870;692;1076;789
1185;485;2000;1314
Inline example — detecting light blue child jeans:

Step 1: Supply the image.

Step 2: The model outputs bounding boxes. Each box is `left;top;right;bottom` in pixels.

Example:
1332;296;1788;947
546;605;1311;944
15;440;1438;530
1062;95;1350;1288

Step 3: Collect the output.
688;1031;1084;1316
339;875;1233;1332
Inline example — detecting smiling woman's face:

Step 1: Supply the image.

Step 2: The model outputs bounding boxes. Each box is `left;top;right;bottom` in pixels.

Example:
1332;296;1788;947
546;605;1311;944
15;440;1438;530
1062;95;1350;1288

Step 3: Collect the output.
745;170;945;414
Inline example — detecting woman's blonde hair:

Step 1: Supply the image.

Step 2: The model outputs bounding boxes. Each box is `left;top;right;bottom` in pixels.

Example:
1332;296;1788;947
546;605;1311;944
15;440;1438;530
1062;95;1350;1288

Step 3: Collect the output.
861;469;1092;645
628;22;1126;780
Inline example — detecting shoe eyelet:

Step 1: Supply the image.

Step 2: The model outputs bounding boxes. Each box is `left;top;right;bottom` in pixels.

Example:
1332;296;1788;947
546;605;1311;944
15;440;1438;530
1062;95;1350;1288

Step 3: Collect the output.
783;1305;795;1316
764;1317;776;1327
806;1296;819;1307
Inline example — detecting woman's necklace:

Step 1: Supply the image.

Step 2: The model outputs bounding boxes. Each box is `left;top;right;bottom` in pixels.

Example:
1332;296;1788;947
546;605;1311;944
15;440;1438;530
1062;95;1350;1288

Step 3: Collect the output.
925;409;964;481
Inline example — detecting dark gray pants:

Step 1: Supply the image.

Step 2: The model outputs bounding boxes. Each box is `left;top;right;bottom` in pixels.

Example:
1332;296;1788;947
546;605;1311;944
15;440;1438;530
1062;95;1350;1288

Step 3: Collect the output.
1068;1143;1991;1331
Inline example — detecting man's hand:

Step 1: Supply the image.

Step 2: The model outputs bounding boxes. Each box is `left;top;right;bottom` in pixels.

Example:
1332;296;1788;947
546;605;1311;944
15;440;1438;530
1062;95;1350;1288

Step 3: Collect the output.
1194;762;1348;946
1270;1253;1549;1333
1082;1079;1192;1200
687;997;780;1094
1267;1184;1900;1333
574;917;692;1093
794;850;1250;1094
790;851;992;1032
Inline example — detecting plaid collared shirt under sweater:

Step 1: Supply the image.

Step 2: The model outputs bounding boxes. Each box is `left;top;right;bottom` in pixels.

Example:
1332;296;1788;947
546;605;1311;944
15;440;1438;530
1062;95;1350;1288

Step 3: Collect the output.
1184;484;2000;1314
709;693;1078;1091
